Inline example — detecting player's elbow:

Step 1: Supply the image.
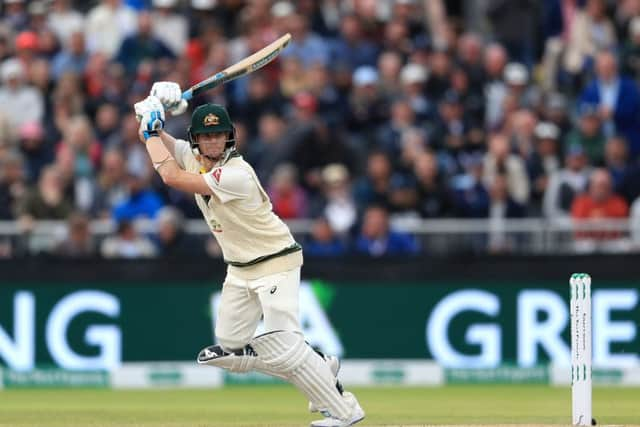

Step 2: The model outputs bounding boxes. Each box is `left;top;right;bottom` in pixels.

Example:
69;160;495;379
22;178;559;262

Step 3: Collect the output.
158;166;179;188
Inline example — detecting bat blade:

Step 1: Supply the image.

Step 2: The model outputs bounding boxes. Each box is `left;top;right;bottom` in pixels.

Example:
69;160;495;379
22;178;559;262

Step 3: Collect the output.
182;33;292;101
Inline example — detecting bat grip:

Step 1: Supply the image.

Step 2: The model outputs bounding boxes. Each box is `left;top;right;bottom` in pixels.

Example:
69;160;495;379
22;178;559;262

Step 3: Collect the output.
181;90;193;101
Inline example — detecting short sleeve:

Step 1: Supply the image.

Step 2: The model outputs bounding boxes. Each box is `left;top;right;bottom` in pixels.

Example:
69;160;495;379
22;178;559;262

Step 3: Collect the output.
202;166;253;203
173;139;191;169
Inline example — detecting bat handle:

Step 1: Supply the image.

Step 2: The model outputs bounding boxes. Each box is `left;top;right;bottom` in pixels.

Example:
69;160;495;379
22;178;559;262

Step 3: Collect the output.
181;90;193;101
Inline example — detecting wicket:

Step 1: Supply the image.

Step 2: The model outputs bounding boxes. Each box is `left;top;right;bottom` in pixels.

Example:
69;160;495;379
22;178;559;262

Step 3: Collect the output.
570;273;593;426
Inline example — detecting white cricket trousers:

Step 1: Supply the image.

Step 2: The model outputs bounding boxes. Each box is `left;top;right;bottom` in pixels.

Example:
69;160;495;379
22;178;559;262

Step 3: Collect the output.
215;267;302;350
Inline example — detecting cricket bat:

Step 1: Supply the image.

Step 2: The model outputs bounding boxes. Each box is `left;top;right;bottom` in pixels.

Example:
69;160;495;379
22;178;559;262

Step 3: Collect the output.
181;33;292;101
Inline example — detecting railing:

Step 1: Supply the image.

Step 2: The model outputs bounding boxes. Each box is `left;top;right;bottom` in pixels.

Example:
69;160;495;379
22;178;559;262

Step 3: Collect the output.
0;218;639;255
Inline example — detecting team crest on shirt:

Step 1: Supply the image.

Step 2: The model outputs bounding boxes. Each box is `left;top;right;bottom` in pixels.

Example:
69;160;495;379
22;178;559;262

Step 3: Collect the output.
204;113;219;126
212;168;222;183
208;217;223;233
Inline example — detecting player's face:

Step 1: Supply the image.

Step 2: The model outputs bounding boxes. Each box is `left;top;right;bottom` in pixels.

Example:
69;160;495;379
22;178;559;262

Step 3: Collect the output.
197;132;227;160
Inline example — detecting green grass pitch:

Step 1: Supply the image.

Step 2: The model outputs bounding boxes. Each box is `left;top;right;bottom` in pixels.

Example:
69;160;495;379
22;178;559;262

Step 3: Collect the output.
0;385;638;426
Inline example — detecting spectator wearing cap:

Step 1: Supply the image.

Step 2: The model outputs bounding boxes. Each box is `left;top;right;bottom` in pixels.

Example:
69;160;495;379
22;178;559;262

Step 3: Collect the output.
580;50;640;156
281;13;330;68
0;59;44;131
347;66;388;144
85;0;138;59
18;121;52;183
47;0;85;47
566;103;606;164
14;31;40;68
483;133;530;207
151;0;188;56
115;11;176;74
354;204;420;257
311;163;357;236
527;122;562;212
399;62;431;121
543;144;592;221
303;216;348;257
331;14;379;70
541;93;572;139
51;30;88;81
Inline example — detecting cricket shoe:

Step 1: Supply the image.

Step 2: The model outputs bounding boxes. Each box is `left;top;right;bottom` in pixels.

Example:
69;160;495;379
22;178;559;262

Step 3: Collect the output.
308;355;341;413
309;392;365;427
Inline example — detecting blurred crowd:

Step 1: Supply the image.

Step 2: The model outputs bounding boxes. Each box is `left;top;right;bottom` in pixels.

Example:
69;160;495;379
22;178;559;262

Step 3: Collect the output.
2;0;640;258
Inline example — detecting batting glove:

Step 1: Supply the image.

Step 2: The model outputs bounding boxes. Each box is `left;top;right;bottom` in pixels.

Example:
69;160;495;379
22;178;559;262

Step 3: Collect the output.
151;81;188;116
134;96;165;141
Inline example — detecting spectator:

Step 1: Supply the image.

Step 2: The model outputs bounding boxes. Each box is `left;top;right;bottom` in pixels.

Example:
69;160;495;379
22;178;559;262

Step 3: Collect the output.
603;135;630;188
0;151;27;220
620;16;640;81
0;58;44;132
527;122;562;212
487;173;526;253
451;152;490;218
354;151;416;214
355;205;420;257
267;163;308;220
153;206;204;257
346;66;387;143
51;31;88;81
112;166;164;222
92;148;128;218
281;13;330;68
47;0;85;47
580;50;640;156
17;165;73;220
85;0;137;59
53;212;96;257
483;133;530;207
150;0;188;57
571;168;629;245
563;0;617;79
100;219;157;258
544;144;592;221
303;216;348;257
18;121;53;183
566;103;606;164
399;63;431;121
412;150;453;218
331;14;379;70
313;163;357;235
115;11;176;74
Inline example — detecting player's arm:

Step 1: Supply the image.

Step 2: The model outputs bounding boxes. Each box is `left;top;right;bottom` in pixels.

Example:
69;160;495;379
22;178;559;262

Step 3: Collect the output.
135;96;213;196
149;81;189;159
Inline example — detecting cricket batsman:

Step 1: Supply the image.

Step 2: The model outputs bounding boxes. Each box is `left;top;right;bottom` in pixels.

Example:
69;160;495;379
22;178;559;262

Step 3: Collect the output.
133;82;364;427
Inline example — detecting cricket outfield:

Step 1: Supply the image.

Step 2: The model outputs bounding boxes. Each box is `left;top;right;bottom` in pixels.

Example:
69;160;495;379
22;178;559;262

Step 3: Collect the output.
0;385;638;427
